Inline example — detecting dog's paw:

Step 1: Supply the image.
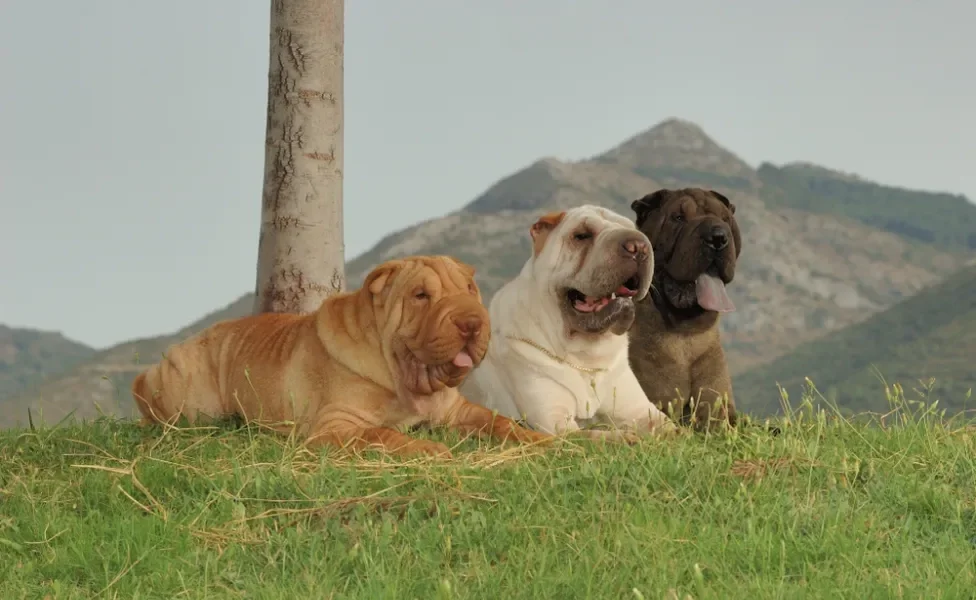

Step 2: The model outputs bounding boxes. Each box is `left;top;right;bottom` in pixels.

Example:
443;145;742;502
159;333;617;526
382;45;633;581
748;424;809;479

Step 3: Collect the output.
615;430;642;445
577;429;641;445
650;419;681;438
402;439;453;459
510;427;554;445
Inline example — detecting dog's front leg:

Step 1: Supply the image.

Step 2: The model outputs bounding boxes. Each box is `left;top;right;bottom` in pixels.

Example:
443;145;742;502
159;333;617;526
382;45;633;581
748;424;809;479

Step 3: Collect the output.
307;406;453;458
506;381;641;444
689;345;737;431
433;392;552;446
307;426;453;458
599;368;679;437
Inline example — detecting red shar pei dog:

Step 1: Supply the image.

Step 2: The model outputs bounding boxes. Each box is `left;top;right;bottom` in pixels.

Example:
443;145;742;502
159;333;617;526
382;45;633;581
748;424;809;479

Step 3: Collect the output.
132;255;550;458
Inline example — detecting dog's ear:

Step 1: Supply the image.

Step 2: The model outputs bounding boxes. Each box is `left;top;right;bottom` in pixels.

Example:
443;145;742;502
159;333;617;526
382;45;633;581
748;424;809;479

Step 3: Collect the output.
364;259;407;296
708;189;735;214
529;211;566;256
631;190;668;228
444;256;481;299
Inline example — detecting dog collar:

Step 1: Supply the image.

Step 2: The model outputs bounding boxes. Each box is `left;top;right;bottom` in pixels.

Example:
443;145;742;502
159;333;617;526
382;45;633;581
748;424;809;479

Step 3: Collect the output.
505;336;607;375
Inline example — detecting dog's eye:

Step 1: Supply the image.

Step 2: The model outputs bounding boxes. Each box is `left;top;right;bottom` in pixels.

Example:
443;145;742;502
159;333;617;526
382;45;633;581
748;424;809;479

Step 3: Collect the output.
414;289;429;301
574;231;593;241
671;213;685;223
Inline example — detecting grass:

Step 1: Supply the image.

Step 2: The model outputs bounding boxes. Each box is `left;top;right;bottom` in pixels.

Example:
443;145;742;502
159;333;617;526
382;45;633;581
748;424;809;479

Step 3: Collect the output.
1;386;975;599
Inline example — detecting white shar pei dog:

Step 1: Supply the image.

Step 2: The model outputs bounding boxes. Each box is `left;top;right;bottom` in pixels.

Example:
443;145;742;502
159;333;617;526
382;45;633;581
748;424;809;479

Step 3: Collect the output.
461;205;676;440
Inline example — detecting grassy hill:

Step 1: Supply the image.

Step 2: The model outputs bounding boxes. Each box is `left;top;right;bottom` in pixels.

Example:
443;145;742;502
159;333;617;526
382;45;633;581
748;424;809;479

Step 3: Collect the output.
0;326;95;401
1;402;974;598
3;117;975;428
757;162;976;252
737;262;976;417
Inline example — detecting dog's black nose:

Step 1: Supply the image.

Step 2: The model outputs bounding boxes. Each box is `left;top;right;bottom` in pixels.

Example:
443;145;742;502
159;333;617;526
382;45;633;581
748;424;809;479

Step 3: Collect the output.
704;226;729;251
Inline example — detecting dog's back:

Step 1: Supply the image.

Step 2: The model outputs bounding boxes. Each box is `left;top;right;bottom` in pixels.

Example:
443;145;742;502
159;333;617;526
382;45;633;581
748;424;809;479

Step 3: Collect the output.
131;327;225;425
131;312;312;426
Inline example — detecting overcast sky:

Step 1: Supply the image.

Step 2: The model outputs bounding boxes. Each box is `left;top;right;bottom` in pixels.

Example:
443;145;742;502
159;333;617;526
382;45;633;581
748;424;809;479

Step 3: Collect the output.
1;0;973;349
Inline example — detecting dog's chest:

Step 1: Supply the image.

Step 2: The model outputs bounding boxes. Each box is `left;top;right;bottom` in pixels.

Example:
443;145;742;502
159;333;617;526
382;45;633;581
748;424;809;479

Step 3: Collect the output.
409;394;442;420
641;326;716;368
386;389;454;427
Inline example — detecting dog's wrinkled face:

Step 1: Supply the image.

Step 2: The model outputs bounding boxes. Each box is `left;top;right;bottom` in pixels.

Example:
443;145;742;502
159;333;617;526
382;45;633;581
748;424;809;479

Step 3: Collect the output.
363;256;490;395
631;188;742;313
529;205;654;335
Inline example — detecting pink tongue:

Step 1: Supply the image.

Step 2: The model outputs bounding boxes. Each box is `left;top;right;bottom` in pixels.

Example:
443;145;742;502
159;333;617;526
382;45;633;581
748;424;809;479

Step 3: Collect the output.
695;274;735;313
452;350;474;368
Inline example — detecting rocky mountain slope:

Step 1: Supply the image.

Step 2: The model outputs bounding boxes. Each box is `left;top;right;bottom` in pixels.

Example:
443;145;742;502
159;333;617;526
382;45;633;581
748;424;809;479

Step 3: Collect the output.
2;118;973;428
736;260;976;417
0;326;96;401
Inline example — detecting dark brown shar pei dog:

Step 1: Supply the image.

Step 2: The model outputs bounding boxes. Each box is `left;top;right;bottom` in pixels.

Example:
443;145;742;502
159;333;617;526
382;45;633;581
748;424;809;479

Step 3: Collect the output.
627;188;741;430
132;255;551;458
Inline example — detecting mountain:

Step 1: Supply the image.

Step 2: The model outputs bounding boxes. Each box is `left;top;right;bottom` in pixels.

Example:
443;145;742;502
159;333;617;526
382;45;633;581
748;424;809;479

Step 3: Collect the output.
757;162;976;253
3;117;974;428
735;261;976;417
0;297;254;428
0;326;96;401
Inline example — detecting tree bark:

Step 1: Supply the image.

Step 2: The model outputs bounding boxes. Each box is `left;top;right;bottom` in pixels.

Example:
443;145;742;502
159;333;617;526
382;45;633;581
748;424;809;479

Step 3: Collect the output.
253;0;345;314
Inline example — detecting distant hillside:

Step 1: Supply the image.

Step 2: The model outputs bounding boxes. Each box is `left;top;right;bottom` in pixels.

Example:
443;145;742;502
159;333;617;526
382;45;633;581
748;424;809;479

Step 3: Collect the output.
758;162;976;253
0;297;254;428
0;326;95;401
3;117;974;428
736;262;976;417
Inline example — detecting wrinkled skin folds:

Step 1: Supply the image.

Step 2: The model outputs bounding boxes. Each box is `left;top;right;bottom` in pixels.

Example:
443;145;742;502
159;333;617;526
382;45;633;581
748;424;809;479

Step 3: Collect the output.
132;255;552;458
628;188;742;430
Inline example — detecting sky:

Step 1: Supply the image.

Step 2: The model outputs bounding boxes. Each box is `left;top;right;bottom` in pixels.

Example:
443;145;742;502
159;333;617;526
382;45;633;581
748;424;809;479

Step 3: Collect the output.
1;0;973;349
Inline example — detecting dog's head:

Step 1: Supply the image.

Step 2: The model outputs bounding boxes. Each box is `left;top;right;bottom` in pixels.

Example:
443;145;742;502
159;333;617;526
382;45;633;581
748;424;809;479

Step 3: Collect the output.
631;188;741;313
529;204;653;336
362;255;490;394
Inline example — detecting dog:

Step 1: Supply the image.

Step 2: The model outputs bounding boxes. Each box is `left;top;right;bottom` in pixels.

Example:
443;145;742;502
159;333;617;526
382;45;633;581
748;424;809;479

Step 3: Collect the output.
131;255;551;458
460;205;676;440
628;188;741;430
